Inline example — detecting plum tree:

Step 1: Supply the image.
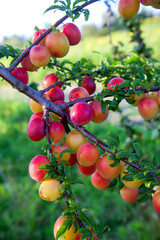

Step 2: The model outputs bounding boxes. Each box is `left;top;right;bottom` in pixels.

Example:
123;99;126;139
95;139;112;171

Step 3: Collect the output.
0;0;160;239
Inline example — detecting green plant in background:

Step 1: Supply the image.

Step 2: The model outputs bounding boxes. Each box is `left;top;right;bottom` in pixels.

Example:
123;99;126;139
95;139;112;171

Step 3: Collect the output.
0;0;160;240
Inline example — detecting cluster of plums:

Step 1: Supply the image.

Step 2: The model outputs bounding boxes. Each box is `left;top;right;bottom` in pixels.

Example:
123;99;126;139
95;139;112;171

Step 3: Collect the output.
27;74;160;238
12;22;81;84
12;21;160;239
27;70;110;239
103;76;160;121
118;0;160;20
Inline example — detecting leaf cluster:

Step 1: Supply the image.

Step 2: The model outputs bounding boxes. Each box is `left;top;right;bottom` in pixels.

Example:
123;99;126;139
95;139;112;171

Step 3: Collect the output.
44;0;90;22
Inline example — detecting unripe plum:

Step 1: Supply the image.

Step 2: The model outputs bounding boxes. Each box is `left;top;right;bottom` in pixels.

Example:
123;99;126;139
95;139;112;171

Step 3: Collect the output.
107;77;125;91
29;99;43;113
153;190;160;214
29;155;51;181
138;97;159;120
80;76;96;95
121;168;143;189
69;87;89;102
118;0;140;19
45;32;69;58
77;162;96;175
27;118;45;141
51;141;71;162
39;178;61;201
91;170;111;190
30;45;51;67
48;121;65;140
77;142;99;166
65;130;87;153
96;154;121;179
29;93;50;113
70;102;93;126
12;67;29;85
32;29;47;45
60;23;81;46
90;101;109;123
54;216;78;240
120;186;139;202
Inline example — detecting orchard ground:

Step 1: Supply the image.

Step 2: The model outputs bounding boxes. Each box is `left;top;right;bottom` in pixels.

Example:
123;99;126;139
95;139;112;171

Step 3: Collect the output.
0;15;160;240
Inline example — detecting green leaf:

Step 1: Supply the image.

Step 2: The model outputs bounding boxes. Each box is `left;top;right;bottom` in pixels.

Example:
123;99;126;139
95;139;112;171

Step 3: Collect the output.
101;101;107;114
108;133;120;144
153;155;159;167
133;142;142;159
70;179;85;185
79;228;92;238
109;159;120;168
66;10;73;18
83;9;90;21
59;148;74;159
73;220;79;233
125;55;140;64
38;164;54;171
52;142;63;147
59;182;66;194
97;224;111;235
80;210;97;231
137;194;149;203
41;144;52;152
122;174;133;181
109;179;118;189
73;0;85;8
55;219;73;240
34;26;40;31
44;4;66;14
133;172;144;181
116;150;132;159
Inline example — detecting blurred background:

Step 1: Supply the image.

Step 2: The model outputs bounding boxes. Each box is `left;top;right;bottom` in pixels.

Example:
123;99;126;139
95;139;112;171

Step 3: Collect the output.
0;1;160;239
